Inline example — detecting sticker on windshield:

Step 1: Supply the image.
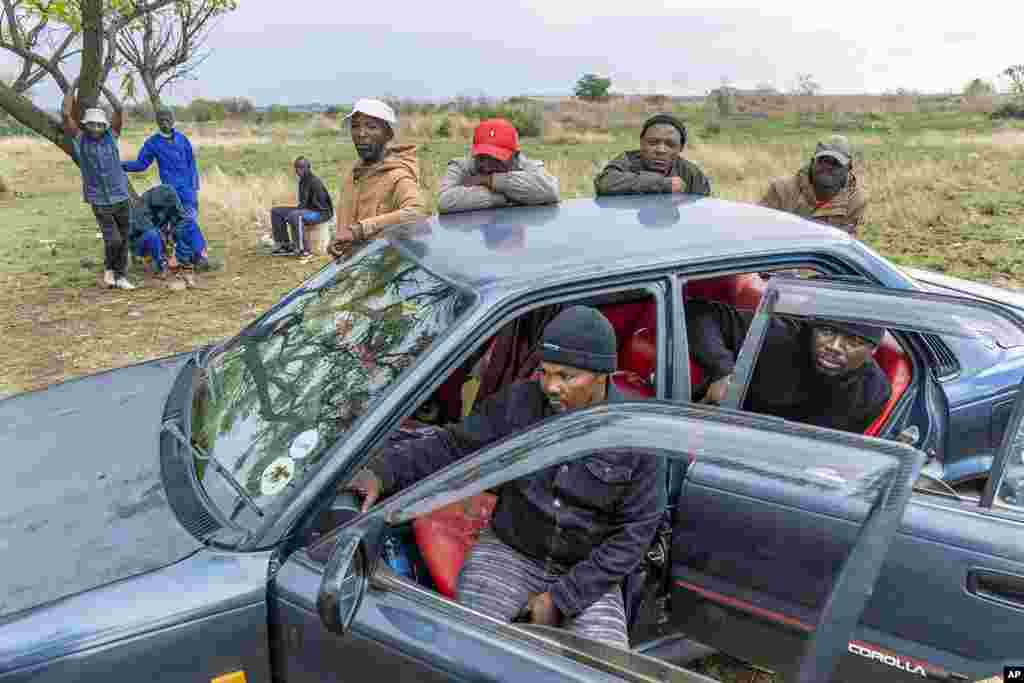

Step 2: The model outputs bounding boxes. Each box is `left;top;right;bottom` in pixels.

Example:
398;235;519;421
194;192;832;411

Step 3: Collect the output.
289;430;319;460
260;456;296;496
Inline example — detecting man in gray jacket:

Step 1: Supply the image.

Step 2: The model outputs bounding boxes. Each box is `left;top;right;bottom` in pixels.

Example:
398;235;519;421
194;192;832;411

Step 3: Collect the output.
437;118;559;214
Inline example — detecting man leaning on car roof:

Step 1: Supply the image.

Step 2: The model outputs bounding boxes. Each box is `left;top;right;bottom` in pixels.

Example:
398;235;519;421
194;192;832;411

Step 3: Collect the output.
437;118;559;214
328;98;427;256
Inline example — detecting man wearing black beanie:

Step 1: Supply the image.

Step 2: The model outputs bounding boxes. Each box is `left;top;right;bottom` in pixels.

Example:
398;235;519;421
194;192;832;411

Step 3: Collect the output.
345;305;665;648
686;299;892;434
594;113;711;197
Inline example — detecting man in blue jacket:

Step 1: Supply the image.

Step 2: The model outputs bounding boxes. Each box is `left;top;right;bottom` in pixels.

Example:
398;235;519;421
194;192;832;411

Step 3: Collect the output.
122;107;210;270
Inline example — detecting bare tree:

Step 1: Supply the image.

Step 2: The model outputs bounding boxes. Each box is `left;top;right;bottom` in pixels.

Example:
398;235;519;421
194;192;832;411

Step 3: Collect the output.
0;0;176;155
791;73;822;97
0;0;79;94
116;0;235;109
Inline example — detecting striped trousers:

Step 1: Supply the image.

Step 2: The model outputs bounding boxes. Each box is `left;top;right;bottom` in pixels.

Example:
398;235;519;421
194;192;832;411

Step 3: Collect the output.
456;529;629;648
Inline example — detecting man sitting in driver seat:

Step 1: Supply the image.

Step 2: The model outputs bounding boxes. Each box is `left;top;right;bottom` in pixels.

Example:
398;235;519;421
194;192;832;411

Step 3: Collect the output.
345;306;665;648
687;299;892;433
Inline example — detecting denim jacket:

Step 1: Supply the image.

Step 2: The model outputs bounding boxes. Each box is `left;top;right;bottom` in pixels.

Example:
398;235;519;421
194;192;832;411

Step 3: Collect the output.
70;131;131;206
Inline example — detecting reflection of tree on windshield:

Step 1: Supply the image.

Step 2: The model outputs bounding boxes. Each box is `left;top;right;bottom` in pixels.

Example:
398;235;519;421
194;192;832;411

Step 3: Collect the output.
193;246;469;500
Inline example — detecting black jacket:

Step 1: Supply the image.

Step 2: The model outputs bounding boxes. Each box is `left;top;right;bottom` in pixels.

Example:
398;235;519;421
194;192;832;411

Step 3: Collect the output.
371;380;666;618
594;150;711;197
298;172;334;220
129;184;185;243
686;300;892;434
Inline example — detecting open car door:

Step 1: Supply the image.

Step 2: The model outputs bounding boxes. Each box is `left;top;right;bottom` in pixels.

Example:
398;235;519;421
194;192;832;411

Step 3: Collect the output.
673;278;1024;682
271;392;923;683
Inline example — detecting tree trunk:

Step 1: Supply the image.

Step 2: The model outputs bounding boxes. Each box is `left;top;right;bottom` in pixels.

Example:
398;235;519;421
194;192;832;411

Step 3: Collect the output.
78;0;105;109
142;73;163;111
0;81;71;155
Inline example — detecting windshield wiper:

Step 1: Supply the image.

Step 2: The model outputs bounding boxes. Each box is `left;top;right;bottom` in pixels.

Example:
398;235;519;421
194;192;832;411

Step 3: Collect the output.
162;420;264;519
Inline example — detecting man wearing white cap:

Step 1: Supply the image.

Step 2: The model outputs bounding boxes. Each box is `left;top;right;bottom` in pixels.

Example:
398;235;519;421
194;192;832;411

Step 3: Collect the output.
328;99;425;257
62;90;136;289
759;134;867;236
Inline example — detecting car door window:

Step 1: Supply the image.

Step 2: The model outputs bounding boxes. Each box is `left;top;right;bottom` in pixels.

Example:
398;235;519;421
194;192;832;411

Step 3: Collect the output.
983;377;1024;518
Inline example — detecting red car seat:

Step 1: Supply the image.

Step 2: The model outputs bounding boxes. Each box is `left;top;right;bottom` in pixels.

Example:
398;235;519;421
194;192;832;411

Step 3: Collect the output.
863;332;913;437
412;492;498;599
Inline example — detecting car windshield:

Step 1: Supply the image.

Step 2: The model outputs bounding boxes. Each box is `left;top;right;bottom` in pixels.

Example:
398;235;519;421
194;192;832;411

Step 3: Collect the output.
190;243;474;531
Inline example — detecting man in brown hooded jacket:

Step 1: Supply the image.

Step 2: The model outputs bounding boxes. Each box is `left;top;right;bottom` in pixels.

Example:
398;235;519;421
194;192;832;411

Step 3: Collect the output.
329;99;426;256
759;135;867;236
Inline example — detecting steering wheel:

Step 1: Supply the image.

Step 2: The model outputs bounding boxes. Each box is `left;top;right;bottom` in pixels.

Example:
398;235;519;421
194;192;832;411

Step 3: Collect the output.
313;491;364;537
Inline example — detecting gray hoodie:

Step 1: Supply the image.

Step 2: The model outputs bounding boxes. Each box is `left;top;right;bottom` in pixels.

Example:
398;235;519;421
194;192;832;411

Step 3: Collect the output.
437;153;560;214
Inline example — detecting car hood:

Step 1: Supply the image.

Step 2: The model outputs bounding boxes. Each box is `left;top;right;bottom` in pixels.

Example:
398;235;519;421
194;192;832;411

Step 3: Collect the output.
0;354;203;619
904;266;1024;312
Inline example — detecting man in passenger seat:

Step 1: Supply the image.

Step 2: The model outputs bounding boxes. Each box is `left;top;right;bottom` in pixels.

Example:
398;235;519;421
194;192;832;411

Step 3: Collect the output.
687;299;892;433
345;306;666;648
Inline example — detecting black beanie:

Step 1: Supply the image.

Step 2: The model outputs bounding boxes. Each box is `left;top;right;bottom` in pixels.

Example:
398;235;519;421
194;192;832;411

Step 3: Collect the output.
820;321;885;347
641;113;687;148
541;306;618;374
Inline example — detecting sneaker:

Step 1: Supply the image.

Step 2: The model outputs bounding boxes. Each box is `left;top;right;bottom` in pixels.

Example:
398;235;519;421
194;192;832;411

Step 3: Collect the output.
114;276;136;290
167;277;187;291
271;245;295;256
102;269;115;288
181;271;197;288
296;249;312;259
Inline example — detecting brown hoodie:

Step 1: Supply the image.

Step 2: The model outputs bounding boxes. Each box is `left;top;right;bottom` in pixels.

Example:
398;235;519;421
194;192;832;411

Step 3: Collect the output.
337;144;426;240
759;166;866;237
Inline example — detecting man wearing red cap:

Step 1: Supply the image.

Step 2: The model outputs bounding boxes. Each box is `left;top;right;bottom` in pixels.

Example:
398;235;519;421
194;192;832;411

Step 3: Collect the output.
437;118;559;214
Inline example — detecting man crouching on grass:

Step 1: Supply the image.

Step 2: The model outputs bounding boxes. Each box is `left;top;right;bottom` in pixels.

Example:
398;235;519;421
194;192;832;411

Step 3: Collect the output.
343;306;666;648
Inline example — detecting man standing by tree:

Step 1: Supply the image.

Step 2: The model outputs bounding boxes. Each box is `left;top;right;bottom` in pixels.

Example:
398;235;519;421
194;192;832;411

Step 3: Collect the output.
759;135;866;236
328;99;425;257
122;107;211;275
437;118;559;214
62;90;136;290
594;114;711;197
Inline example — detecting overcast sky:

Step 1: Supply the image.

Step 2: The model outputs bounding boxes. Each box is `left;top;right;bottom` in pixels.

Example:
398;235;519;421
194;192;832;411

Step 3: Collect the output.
7;1;1023;106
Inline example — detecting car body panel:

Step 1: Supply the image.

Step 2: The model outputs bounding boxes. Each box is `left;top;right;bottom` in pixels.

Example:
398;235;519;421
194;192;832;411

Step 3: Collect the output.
0;549;273;681
0;352;199;619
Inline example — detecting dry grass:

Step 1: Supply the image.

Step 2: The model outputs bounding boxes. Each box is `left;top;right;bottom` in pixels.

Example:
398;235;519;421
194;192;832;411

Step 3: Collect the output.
542;122;614;145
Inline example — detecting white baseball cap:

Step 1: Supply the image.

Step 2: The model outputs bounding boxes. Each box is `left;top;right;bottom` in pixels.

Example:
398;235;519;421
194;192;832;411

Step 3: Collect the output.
344;98;397;127
81;108;109;126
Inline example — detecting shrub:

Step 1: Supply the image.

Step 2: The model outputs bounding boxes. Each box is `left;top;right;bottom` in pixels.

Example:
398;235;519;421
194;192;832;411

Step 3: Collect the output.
188;98;227;123
574;74;612;101
992;101;1024;120
436;118;451;138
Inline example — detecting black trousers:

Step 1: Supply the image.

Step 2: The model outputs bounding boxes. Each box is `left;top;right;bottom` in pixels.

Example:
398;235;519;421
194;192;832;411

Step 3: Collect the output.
92;200;132;277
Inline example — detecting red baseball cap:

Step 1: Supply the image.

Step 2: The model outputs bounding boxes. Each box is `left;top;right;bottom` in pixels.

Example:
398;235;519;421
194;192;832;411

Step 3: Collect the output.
471;118;520;162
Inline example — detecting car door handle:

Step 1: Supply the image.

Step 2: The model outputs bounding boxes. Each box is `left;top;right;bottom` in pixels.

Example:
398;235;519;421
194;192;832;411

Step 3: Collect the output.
967;569;1024;609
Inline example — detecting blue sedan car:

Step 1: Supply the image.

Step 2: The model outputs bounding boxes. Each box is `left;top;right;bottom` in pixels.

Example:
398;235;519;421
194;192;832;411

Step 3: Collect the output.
3;195;1024;682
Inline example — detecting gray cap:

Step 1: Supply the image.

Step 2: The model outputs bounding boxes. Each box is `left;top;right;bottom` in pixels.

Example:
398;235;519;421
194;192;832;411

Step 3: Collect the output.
813;135;852;166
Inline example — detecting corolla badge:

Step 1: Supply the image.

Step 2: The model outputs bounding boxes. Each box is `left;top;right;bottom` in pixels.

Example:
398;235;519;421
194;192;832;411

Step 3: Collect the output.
260;456;296;496
289;429;319;460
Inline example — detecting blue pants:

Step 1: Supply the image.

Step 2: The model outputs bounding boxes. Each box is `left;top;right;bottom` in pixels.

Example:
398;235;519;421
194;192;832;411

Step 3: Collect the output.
176;199;208;264
132;228;166;271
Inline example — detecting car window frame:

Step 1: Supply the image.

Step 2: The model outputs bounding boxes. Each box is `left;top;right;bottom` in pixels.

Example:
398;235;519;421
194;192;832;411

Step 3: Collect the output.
980;376;1024;521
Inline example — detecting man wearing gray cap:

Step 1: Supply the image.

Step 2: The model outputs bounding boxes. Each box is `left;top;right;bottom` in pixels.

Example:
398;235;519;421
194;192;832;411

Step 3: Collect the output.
62;90;135;290
328;98;426;257
759;134;867;236
343;305;665;647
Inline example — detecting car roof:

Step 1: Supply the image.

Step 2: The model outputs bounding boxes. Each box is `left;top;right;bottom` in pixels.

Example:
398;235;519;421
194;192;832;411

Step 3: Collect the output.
392;195;854;291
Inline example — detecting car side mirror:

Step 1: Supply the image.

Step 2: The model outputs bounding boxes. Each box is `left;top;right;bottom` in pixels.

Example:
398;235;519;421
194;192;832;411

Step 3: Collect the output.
316;531;368;635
